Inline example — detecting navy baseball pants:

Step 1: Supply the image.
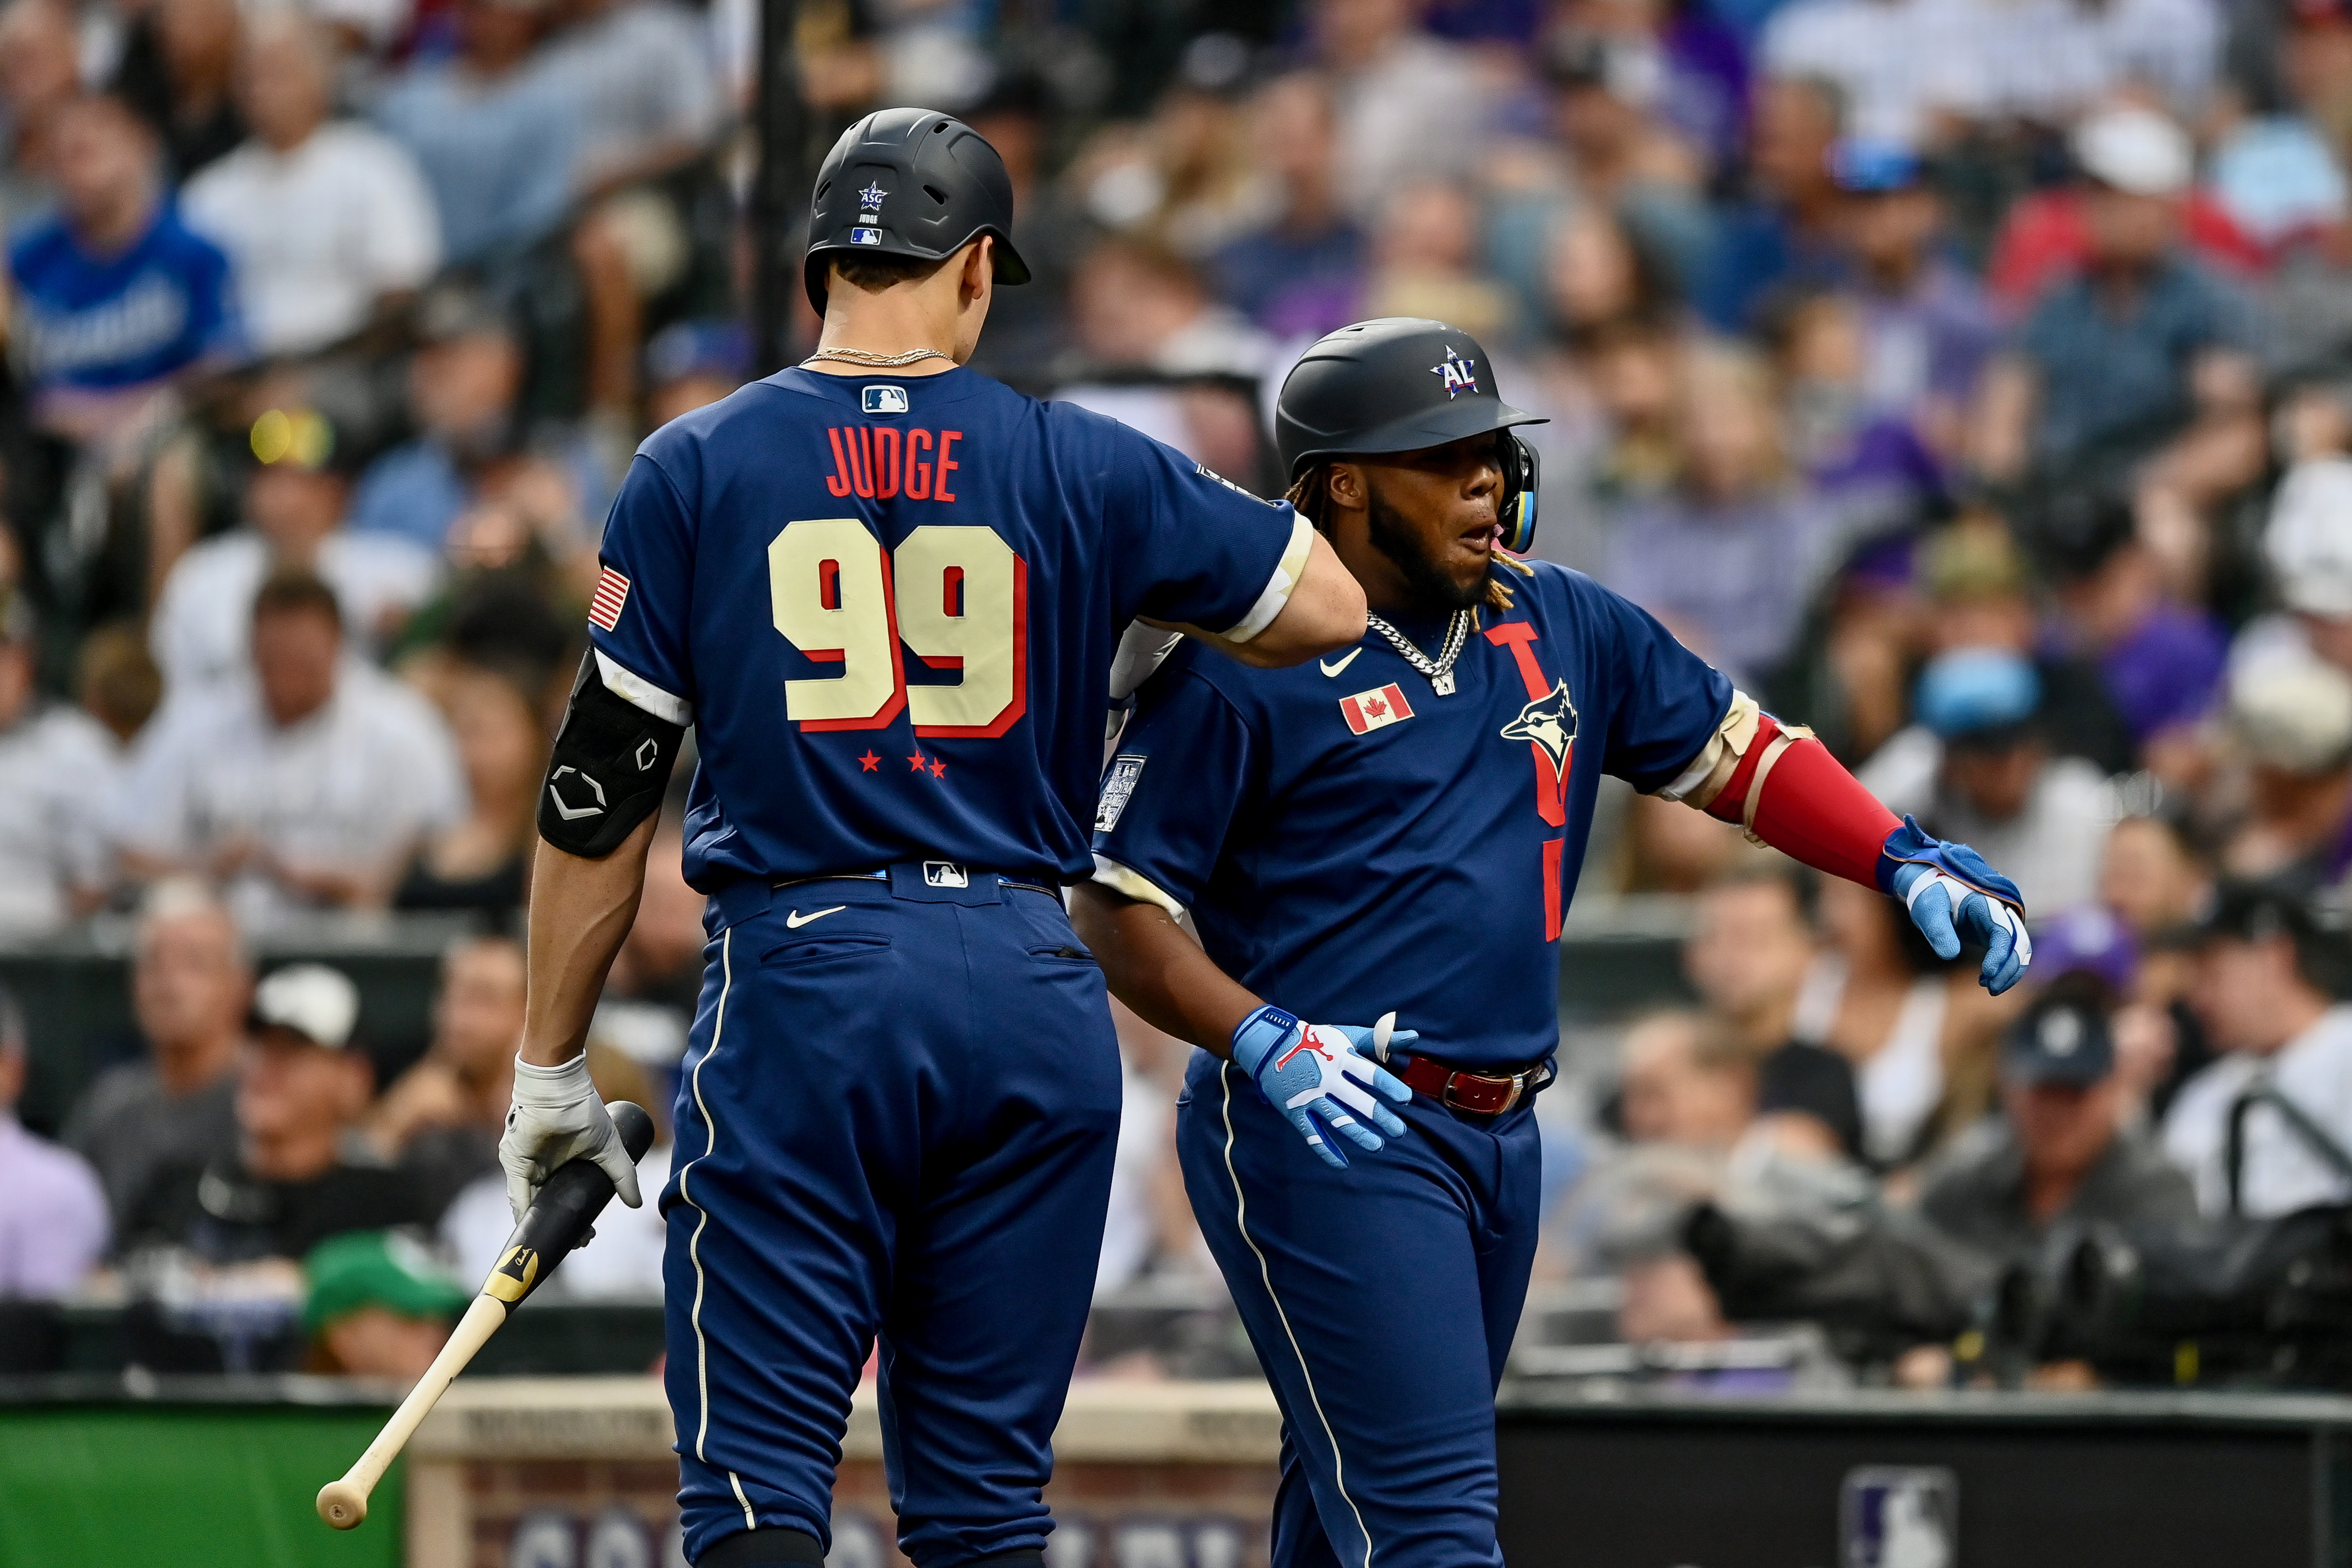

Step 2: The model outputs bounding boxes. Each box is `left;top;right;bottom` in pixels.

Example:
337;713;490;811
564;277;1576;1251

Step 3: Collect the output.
664;865;1122;1566
1177;1051;1545;1568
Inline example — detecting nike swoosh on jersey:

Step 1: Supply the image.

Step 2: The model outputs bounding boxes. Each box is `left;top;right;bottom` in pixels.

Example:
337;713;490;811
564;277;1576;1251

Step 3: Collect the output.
785;906;848;928
1319;648;1364;678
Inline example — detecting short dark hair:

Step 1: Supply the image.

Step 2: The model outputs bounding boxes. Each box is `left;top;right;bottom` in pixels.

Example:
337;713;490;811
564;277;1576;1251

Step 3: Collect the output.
251;568;343;630
828;252;949;295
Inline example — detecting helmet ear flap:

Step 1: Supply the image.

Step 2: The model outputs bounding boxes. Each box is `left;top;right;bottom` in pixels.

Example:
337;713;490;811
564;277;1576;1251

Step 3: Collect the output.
1497;432;1540;554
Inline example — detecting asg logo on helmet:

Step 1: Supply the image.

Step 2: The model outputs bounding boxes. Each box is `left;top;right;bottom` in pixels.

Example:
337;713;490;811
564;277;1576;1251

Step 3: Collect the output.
1431;345;1480;399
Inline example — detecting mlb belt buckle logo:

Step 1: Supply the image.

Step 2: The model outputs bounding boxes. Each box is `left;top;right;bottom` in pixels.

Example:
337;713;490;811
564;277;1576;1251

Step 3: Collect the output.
1339;682;1414;736
863;385;909;415
1840;1466;1956;1568
923;861;969;889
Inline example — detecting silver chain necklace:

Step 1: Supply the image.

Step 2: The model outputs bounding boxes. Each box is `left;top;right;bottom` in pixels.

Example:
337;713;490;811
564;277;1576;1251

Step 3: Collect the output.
802;347;953;368
1366;609;1472;696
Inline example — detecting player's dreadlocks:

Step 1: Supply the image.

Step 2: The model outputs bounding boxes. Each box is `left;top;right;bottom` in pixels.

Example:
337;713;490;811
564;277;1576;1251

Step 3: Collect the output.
1283;460;1535;621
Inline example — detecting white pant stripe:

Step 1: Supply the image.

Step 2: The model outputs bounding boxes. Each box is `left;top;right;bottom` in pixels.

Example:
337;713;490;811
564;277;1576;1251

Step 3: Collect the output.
678;927;734;1462
1218;1060;1374;1568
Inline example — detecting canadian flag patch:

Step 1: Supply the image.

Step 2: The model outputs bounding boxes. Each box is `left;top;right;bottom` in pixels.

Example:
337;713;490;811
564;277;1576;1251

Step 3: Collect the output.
1339;682;1414;735
588;567;630;631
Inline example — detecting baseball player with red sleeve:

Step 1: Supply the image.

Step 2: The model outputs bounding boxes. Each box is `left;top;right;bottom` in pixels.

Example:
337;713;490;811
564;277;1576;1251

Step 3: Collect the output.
1075;318;2029;1568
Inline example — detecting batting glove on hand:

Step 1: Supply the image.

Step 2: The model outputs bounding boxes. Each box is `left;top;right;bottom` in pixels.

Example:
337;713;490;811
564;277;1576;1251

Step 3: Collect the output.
1231;1005;1414;1169
1882;817;2033;995
500;1053;645;1223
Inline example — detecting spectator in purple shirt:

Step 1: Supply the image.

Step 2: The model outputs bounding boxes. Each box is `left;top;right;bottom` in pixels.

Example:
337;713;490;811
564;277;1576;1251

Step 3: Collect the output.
2032;489;2227;762
1830;139;1998;462
1605;343;1843;686
0;987;108;1298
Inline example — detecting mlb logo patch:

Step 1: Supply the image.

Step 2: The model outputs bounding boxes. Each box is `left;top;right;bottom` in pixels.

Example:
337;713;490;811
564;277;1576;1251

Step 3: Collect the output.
923;861;969;889
850;227;883;246
1840;1467;1957;1568
862;385;909;414
1339;683;1414;735
1096;754;1146;832
588;567;630;631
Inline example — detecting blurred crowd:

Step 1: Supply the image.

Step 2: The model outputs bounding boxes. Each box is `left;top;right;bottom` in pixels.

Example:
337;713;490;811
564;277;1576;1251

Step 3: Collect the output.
9;0;2352;1384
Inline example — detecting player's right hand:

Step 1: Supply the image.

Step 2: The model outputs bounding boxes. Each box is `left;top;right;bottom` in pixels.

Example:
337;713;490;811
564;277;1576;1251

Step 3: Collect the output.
1230;1004;1413;1169
500;1053;645;1222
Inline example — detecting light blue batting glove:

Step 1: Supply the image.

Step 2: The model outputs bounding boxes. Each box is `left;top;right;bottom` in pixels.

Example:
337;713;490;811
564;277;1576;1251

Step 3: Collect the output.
1231;1004;1414;1169
1880;816;2034;996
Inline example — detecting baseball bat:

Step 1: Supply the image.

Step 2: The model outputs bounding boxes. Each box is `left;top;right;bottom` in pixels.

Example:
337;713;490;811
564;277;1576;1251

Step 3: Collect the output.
315;1099;657;1530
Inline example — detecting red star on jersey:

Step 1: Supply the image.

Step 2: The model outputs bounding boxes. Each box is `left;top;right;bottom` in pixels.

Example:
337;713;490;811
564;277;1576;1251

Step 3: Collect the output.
858;751;880;772
907;751;926;771
929;757;947;778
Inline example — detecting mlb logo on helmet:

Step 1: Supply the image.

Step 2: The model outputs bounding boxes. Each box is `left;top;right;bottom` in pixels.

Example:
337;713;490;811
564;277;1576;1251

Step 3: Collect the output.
863;386;909;414
924;861;969;889
851;227;883;246
1339;683;1415;736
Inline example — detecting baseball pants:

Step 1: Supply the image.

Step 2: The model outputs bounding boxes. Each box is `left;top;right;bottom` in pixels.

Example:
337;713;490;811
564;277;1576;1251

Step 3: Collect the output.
1177;1050;1546;1568
665;865;1122;1567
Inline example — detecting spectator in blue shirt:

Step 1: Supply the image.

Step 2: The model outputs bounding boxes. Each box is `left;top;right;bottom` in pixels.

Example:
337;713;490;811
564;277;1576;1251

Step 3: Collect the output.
372;0;580;271
9;93;238;446
1209;72;1366;336
1976;107;2259;483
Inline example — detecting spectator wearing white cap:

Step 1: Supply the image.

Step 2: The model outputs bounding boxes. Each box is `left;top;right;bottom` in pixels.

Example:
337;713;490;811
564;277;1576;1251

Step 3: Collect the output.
1975;107;2258;483
118;963;436;1261
2265;455;2352;678
180;12;441;361
2216;651;2352;887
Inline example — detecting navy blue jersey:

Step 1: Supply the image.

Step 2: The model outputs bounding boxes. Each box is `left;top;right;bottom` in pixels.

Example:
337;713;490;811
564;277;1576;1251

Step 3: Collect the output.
1091;562;1732;1068
589;366;1310;889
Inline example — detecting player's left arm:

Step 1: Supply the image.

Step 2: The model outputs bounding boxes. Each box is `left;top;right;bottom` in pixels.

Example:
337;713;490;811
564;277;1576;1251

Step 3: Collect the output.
1144;527;1366;670
1660;691;2033;994
503;451;698;1218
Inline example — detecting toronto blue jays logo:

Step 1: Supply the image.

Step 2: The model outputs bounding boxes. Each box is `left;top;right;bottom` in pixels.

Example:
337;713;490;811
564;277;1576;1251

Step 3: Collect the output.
1430;345;1480;398
859;182;887;210
1500;679;1578;769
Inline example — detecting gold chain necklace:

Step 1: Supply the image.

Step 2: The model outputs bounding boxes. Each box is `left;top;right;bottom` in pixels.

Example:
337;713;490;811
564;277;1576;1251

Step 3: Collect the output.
802;347;954;368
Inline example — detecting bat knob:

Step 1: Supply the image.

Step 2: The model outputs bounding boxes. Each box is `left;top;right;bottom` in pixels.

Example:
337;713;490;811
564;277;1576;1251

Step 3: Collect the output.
317;1480;368;1530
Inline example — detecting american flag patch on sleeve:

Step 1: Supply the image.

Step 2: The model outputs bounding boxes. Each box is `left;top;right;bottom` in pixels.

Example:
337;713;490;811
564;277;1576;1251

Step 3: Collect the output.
589;567;630;631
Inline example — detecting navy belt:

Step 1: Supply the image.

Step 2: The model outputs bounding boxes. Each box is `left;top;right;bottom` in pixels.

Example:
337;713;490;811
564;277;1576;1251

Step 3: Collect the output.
710;860;1059;933
773;869;1060;899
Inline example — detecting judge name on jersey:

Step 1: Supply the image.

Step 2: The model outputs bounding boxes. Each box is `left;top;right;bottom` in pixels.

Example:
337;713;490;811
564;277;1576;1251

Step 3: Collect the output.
825;425;964;501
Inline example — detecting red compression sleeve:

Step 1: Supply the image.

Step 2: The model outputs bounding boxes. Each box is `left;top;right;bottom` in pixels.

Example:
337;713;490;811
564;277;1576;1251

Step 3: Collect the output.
1704;725;1901;888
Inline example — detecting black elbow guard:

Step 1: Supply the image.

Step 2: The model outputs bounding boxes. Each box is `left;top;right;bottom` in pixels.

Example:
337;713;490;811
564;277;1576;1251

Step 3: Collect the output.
537;652;686;857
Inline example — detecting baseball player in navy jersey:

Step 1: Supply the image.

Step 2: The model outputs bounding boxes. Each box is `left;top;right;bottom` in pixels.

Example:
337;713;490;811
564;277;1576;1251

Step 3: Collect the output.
492;109;1365;1568
1073;318;2030;1568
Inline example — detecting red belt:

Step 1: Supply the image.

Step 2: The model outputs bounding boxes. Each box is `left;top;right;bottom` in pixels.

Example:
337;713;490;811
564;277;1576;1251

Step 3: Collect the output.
1394;1053;1551;1116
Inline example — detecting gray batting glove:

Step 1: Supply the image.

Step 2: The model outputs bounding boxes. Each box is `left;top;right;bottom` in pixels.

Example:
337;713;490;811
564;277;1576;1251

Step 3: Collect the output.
500;1053;645;1223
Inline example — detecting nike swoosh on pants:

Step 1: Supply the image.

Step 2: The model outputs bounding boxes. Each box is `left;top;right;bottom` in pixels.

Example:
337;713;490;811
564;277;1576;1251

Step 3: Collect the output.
785;906;848;928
